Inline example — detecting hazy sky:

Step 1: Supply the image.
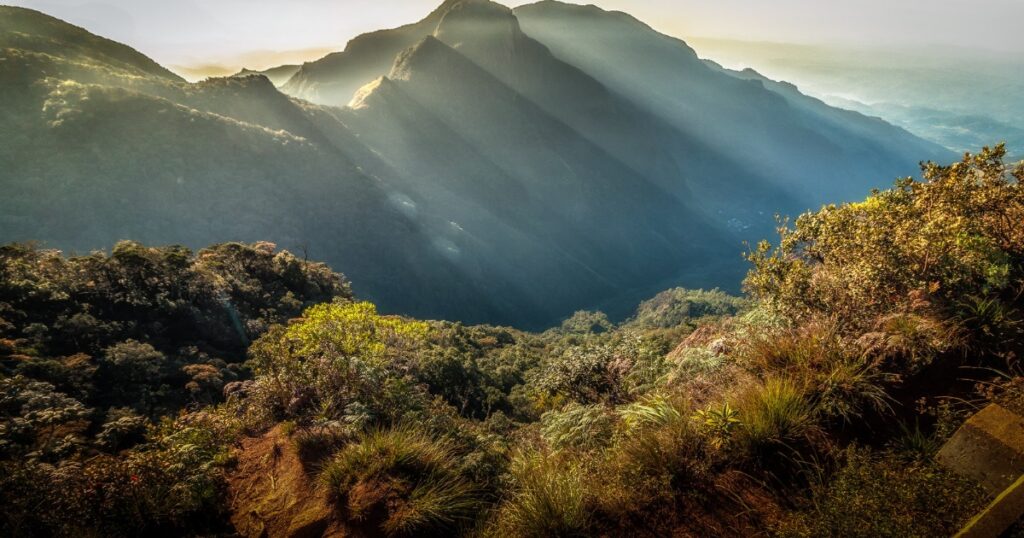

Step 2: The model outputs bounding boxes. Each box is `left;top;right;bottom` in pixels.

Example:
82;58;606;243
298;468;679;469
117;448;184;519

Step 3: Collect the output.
8;0;1024;76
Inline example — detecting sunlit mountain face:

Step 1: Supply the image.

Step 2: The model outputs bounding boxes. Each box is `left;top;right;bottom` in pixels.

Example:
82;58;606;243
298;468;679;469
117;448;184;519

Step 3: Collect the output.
0;1;951;328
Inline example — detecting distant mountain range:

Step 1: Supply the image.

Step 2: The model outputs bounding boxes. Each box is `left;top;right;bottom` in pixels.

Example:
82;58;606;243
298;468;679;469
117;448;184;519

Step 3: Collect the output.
0;0;953;328
688;37;1024;160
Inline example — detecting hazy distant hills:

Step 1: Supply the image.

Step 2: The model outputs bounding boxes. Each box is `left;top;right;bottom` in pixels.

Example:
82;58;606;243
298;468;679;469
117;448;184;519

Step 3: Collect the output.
232;65;301;87
0;1;954;328
688;37;1024;160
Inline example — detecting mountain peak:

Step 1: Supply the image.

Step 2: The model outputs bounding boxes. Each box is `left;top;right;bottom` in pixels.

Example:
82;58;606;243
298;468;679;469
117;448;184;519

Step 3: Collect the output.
348;76;398;109
390;35;459;81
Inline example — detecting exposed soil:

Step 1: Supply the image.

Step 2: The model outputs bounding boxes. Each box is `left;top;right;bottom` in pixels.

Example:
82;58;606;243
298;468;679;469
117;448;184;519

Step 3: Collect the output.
227;426;352;538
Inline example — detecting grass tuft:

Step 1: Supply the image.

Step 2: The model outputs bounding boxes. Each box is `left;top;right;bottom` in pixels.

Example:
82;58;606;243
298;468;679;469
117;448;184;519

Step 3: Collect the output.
319;424;478;536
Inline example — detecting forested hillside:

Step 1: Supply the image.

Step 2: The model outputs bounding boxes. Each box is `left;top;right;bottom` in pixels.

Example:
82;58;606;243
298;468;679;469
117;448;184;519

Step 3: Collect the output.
1;147;1021;537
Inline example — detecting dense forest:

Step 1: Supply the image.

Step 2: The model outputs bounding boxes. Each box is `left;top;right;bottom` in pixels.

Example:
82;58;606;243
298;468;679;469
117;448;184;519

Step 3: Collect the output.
1;146;1021;536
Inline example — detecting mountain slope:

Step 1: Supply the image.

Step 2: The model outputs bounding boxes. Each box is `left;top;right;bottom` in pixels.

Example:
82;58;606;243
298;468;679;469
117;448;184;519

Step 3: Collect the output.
0;8;508;325
341;36;742;319
232;65;300;87
280;0;461;104
513;0;953;204
0;6;182;81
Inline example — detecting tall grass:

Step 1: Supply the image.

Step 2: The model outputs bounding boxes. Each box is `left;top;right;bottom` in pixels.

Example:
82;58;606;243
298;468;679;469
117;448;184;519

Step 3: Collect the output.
319;425;478;536
490;451;590;538
736;376;817;451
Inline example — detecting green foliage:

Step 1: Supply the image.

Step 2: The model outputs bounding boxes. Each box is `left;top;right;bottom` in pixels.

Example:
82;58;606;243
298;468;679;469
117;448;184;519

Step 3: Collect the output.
619;394;684;430
247;300;431;427
956;293;1024;354
610;400;708;491
625;287;748;331
1;142;1021;536
746;145;1024;332
0;375;88;460
0;241;349;419
555;310;613;337
0;410;238;537
693;401;741;443
532;343;622;405
320;425;479;536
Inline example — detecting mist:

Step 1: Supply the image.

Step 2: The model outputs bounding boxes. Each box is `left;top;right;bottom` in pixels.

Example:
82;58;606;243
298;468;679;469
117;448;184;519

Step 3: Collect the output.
7;0;1021;75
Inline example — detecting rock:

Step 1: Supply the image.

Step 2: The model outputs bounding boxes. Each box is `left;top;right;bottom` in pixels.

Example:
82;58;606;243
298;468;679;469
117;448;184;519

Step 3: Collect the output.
955;474;1024;538
937;404;1024;495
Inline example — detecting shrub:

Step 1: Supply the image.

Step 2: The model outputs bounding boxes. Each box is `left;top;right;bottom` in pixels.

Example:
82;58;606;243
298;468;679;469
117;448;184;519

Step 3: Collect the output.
746;145;1024;333
857;308;961;373
0;410;237;537
814;356;893;422
693;401;741;446
532;343;621;405
619;394;684;431
956;293;1023;355
625;287;748;330
247;301;432;425
320;425;479;536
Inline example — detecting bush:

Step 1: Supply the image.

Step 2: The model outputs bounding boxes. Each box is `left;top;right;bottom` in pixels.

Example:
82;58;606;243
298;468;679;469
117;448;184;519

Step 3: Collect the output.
746;145;1024;333
0;410;237;537
320;425;479;536
247;301;431;425
625;287;748;331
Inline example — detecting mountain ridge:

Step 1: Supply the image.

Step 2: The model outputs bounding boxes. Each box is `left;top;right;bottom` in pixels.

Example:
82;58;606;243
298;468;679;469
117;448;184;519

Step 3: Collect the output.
0;2;955;328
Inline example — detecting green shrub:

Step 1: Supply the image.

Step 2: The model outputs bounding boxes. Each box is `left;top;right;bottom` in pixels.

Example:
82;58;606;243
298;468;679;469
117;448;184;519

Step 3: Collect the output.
320;425;479;536
247;301;432;425
814;356;893;422
746;145;1024;333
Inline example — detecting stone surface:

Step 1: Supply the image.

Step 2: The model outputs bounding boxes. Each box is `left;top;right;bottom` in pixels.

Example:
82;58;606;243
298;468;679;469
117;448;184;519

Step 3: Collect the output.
955;474;1024;538
937;404;1024;495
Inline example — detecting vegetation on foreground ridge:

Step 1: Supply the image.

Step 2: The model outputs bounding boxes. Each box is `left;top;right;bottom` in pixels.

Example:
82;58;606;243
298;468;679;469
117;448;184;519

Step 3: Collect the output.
1;146;1022;536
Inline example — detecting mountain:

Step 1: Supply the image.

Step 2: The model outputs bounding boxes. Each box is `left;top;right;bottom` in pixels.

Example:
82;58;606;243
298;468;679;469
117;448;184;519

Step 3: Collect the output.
282;0;950;221
280;0;459;104
0;7;501;325
232;65;301;87
512;1;951;203
686;37;1024;159
341;35;741;318
0;2;954;328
